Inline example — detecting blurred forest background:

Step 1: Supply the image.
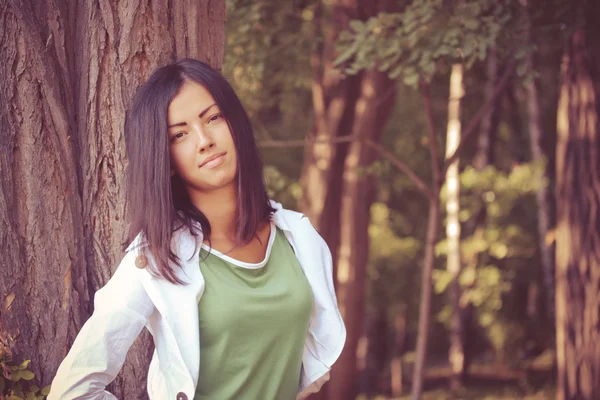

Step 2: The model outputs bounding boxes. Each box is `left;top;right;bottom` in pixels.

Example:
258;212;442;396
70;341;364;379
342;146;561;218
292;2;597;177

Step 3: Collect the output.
222;0;599;399
1;0;598;400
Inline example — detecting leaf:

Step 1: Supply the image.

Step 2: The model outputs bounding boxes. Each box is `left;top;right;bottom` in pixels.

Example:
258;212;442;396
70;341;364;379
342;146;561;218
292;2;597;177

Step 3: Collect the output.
11;370;21;381
333;44;358;67
18;361;31;371
463;18;480;30
40;385;51;396
19;370;34;381
349;19;364;32
403;73;419;88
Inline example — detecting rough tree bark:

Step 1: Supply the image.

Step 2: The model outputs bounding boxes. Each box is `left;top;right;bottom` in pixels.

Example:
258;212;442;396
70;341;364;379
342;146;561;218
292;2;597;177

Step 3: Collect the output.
0;1;225;398
555;14;600;400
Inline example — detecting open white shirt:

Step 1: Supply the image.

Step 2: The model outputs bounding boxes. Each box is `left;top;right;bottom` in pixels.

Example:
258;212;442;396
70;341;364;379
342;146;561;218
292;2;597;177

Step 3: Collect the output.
48;201;346;400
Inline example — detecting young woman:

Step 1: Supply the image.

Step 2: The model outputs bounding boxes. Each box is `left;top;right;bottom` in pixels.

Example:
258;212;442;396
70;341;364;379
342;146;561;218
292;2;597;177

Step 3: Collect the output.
48;59;345;400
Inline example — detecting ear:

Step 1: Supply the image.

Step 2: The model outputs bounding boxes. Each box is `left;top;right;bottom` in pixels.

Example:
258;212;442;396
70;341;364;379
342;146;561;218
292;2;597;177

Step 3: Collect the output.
170;166;175;177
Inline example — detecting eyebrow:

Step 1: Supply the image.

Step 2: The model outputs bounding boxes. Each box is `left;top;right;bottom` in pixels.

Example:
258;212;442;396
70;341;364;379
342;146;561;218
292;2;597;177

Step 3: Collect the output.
168;103;218;128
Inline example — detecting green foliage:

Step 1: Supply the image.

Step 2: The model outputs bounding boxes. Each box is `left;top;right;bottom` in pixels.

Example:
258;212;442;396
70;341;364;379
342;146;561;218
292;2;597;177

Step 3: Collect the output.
432;161;547;362
224;0;314;142
224;0;315;199
334;0;515;86
368;202;422;320
0;327;50;400
223;0;565;386
264;165;302;209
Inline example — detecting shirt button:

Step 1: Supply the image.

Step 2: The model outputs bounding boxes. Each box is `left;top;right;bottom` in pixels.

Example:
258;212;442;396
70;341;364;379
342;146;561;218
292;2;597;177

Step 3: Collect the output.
176;392;188;400
135;255;148;269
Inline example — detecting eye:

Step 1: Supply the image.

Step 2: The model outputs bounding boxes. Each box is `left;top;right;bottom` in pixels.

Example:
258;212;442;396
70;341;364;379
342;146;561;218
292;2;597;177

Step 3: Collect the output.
170;132;185;142
208;113;223;123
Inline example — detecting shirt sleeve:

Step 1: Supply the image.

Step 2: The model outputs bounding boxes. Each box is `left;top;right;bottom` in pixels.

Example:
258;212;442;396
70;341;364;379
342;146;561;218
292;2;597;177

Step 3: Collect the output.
48;250;155;400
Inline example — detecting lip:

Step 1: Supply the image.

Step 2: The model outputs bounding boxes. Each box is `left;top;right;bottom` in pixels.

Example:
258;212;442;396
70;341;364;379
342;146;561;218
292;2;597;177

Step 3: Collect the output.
199;152;227;168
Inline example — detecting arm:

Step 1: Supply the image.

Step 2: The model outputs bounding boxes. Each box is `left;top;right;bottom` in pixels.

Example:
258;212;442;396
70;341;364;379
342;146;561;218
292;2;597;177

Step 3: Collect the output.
48;251;155;400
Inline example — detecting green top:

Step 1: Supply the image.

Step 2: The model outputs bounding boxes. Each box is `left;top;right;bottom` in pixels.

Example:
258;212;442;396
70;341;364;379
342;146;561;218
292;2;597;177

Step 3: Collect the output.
194;224;314;400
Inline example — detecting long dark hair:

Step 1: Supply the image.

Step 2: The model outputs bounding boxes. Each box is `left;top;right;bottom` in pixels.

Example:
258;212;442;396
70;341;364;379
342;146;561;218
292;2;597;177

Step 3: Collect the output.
124;59;275;283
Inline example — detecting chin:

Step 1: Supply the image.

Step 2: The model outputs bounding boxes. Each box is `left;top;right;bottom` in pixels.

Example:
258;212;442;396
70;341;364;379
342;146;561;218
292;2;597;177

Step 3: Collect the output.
201;176;237;192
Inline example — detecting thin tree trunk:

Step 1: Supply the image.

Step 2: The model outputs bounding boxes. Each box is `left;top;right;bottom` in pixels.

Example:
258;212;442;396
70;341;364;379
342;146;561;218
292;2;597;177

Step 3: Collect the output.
464;48;502;377
555;21;600;400
299;0;362;277
299;2;397;399
521;0;555;321
445;64;465;391
475;49;500;170
411;198;441;400
298;4;364;399
391;308;407;397
329;69;396;400
0;1;225;397
409;60;513;400
505;83;528;165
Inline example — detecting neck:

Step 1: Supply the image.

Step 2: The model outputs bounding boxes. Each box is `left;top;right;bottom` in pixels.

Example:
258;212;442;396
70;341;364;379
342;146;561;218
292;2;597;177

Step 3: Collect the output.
189;184;238;240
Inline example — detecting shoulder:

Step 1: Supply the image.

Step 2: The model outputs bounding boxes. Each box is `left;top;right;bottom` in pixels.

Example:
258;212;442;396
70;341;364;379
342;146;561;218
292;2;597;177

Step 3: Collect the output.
123;224;201;264
92;249;155;318
270;202;326;246
271;202;311;229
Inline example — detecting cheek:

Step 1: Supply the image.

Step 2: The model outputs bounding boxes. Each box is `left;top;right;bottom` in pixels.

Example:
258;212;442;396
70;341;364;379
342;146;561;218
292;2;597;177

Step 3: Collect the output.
169;148;192;175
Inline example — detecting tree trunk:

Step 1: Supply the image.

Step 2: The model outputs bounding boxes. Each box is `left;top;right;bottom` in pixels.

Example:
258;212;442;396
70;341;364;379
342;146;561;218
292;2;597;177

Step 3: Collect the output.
390;308;407;397
555;21;600;400
445;64;465;391
522;3;555;321
464;48;502;377
328;69;396;400
474;48;500;170
299;2;397;399
0;1;225;397
298;0;362;277
411;198;441;400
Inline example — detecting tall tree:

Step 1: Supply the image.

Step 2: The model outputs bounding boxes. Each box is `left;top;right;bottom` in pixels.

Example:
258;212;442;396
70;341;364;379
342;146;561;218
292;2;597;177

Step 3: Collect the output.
299;0;362;269
330;68;396;400
555;2;600;398
521;0;555;320
299;1;397;399
445;63;465;390
0;1;225;398
463;48;502;377
333;2;516;397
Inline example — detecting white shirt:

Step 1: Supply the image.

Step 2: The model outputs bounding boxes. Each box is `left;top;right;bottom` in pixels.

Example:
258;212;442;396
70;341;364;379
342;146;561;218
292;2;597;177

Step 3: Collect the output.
48;202;346;400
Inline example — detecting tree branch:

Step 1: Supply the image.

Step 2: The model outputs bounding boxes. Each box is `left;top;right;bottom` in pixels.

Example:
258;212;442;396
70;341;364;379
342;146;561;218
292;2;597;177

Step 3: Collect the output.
442;59;516;172
421;82;441;190
259;133;433;200
364;139;434;200
259;134;360;148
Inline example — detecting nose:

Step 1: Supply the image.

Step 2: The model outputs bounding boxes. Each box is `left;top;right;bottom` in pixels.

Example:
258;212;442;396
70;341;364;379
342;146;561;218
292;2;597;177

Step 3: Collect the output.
193;124;215;153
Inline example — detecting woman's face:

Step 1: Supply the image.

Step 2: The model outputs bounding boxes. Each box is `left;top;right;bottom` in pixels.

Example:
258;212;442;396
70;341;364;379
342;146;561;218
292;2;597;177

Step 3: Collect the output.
167;80;238;194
